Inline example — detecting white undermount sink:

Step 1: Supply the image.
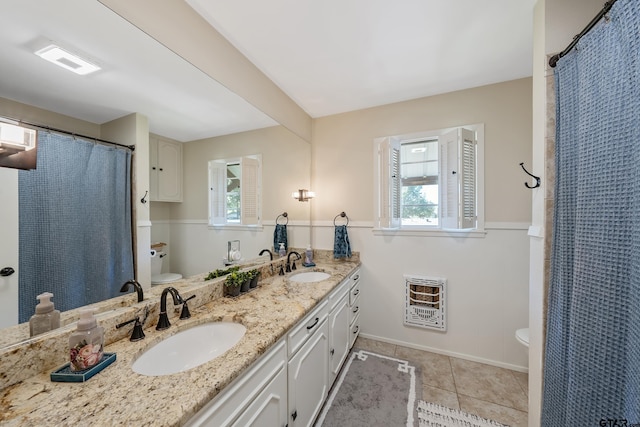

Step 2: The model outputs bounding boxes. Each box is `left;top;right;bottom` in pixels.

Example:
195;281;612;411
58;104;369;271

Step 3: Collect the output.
288;271;331;283
132;322;246;376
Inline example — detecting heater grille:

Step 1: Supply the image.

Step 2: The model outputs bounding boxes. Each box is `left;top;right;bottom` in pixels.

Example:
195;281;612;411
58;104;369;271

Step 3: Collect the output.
404;274;446;331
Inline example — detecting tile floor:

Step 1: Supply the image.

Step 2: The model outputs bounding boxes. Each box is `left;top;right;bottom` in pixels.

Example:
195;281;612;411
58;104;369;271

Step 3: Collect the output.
355;337;529;427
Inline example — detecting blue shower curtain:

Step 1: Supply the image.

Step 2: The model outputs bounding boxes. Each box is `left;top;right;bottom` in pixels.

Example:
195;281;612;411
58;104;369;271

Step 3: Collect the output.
542;1;640;425
18;132;134;322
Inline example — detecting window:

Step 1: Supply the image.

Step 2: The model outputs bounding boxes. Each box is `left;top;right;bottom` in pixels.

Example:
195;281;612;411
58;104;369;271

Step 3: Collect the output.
208;155;261;227
374;124;484;233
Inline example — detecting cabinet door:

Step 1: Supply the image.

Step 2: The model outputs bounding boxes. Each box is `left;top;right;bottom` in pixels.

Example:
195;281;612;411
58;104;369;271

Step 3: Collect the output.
149;137;159;201
288;318;329;427
231;365;287;427
157;139;182;201
328;293;350;385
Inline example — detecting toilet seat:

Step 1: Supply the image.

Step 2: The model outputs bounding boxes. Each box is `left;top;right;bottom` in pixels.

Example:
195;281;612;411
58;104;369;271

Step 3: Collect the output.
515;328;529;348
151;273;183;285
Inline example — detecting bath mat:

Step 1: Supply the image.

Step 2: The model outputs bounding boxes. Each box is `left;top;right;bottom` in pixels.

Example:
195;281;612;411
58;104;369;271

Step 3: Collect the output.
417;401;508;427
315;349;420;426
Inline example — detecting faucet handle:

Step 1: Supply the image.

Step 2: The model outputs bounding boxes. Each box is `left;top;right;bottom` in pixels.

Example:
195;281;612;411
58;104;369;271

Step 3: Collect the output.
116;316;145;342
180;295;196;320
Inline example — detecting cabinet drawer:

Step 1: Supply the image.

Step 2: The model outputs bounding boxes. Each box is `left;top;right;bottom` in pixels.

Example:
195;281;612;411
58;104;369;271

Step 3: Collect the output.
349;293;361;326
349;281;360;306
349;313;360;348
287;300;328;357
350;269;361;283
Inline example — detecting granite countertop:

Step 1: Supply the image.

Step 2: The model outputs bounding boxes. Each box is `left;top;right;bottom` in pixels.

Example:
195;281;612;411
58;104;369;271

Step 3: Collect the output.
0;257;360;426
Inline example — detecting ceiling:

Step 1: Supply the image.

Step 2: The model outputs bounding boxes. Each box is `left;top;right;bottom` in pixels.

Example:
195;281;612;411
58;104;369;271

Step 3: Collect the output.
187;0;537;117
0;0;535;142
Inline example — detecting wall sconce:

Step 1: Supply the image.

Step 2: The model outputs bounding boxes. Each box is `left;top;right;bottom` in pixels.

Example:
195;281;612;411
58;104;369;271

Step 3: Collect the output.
292;189;315;202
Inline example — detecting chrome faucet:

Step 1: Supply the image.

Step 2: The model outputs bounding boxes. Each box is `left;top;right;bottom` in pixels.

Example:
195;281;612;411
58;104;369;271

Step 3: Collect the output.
120;279;144;302
156;287;184;331
286;251;301;273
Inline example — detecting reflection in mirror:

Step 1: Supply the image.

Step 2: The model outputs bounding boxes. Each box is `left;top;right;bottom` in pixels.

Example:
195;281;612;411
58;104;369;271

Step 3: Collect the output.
152;125;311;278
0;0;310;348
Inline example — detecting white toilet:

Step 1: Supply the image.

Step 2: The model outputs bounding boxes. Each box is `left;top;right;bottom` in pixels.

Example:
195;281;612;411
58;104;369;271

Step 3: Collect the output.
150;250;183;285
515;328;530;348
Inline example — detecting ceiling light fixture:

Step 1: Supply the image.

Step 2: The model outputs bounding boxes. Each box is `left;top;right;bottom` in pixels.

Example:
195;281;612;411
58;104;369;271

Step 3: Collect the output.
292;189;315;202
34;44;101;75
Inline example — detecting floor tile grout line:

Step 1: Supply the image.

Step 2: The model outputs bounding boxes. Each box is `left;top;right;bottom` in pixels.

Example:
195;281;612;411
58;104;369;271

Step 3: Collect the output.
509;370;529;398
457;392;529;414
446;355;461;409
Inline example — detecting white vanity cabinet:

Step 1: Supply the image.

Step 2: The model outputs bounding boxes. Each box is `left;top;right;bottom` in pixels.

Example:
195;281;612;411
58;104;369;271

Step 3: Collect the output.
288;300;329;427
327;279;351;385
185;340;288;427
349;269;361;347
149;135;182;202
185;268;361;427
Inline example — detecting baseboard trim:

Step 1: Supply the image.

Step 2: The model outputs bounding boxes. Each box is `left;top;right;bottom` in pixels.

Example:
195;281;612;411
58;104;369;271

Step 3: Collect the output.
358;332;529;373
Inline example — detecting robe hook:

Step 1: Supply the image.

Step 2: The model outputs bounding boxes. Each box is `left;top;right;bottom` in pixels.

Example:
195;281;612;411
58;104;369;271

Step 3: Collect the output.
519;162;541;189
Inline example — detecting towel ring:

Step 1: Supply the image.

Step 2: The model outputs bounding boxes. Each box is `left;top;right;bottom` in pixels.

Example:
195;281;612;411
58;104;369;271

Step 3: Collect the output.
276;212;289;225
334;212;349;226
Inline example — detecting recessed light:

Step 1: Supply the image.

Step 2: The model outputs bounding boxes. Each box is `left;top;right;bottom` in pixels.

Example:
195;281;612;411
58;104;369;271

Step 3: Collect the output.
35;44;101;75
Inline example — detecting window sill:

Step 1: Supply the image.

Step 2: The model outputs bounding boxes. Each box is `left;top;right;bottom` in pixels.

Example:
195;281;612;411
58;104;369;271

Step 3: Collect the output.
372;227;486;238
208;224;264;232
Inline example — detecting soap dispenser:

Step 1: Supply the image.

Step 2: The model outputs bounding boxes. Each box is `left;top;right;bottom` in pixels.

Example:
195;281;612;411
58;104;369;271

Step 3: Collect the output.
278;242;286;257
29;292;61;337
69;308;104;371
304;244;315;266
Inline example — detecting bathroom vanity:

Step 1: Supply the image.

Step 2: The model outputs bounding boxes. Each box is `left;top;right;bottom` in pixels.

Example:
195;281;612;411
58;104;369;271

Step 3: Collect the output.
0;254;361;427
186;268;361;426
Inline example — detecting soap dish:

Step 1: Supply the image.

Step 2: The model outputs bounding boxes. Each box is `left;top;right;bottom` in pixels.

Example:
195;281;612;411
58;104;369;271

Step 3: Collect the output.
50;353;116;382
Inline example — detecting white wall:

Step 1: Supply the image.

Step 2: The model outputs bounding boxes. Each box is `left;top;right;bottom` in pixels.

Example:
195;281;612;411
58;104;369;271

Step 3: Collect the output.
311;78;533;370
314;224;530;370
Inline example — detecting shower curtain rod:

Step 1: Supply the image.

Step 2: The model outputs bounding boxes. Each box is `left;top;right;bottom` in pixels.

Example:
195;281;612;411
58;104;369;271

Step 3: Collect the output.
549;0;617;68
0;116;135;151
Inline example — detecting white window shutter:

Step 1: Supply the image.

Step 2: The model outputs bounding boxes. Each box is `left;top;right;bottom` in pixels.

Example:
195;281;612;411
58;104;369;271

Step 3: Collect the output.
241;156;260;225
209;161;226;225
440;129;459;229
459;128;477;229
441;128;477;230
377;137;401;229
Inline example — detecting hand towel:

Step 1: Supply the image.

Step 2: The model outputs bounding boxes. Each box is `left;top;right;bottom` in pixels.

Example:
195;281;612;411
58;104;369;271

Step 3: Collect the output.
274;224;288;252
333;225;352;259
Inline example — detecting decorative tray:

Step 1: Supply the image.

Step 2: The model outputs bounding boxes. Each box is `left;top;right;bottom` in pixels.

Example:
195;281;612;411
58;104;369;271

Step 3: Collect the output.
50;353;116;382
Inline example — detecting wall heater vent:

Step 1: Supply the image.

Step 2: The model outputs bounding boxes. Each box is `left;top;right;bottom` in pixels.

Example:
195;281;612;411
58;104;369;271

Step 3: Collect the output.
404;274;446;331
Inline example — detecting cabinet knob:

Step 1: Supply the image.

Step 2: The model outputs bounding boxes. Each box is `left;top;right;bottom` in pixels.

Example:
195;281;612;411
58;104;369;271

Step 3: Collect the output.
159;168;164;171
353;306;359;314
330;348;335;356
291;410;297;421
152;167;156;170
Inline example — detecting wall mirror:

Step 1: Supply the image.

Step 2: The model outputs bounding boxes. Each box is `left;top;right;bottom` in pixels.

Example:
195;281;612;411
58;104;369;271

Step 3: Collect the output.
0;0;310;348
